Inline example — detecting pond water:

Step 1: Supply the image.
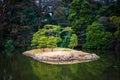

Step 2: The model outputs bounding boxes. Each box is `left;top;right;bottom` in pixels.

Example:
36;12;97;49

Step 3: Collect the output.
0;50;120;80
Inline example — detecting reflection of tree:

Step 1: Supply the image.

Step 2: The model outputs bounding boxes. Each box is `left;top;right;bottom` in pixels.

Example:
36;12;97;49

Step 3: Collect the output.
29;50;115;80
31;61;62;80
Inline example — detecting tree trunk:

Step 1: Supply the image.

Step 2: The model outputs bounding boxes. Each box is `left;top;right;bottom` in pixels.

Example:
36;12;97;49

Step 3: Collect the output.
43;48;45;52
52;48;53;52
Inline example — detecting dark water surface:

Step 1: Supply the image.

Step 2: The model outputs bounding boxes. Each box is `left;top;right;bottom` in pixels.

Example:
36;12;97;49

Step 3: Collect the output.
0;50;120;80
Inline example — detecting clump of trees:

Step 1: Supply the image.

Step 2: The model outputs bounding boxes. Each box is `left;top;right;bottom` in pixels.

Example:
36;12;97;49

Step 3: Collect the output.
31;24;78;51
68;0;120;51
31;24;61;51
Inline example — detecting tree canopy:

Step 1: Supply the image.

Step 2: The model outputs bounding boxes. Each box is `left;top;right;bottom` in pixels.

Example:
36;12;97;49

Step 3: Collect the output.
84;22;112;49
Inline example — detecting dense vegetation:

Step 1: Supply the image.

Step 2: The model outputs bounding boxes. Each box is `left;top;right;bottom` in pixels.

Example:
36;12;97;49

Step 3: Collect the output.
0;0;120;55
31;24;78;51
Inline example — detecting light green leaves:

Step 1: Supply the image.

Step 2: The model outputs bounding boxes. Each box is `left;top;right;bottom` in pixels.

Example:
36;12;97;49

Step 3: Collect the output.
68;34;78;49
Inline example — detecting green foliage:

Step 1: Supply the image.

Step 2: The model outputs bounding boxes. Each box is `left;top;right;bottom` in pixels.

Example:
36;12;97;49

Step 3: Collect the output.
61;32;72;48
110;16;120;38
114;31;120;38
31;24;64;50
98;5;110;16
31;29;46;46
43;24;61;36
1;0;39;51
4;40;15;56
31;24;78;49
37;36;48;51
47;36;57;51
22;7;38;31
69;0;95;45
98;1;120;16
31;24;62;47
69;0;93;30
68;34;78;49
56;37;62;46
62;27;73;32
84;22;112;49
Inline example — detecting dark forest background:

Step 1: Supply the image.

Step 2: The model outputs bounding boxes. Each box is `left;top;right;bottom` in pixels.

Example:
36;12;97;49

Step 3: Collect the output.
0;0;120;55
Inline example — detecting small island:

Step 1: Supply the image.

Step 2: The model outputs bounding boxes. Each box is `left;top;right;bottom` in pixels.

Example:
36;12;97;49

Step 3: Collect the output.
23;25;100;64
23;48;100;65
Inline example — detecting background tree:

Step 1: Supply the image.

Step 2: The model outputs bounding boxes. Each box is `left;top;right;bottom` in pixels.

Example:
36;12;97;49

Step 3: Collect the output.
84;22;112;49
69;0;95;46
110;16;120;51
110;16;120;38
68;34;78;49
0;0;40;50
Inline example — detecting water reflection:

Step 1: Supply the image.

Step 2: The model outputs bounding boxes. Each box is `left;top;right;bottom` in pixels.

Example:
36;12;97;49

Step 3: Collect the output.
0;50;120;80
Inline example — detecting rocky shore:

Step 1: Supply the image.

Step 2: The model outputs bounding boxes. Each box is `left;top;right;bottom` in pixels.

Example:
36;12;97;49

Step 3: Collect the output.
23;48;100;64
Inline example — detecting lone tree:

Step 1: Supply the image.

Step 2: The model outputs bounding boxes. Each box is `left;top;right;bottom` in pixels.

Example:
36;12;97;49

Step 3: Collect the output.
37;36;48;52
68;34;78;49
47;36;57;51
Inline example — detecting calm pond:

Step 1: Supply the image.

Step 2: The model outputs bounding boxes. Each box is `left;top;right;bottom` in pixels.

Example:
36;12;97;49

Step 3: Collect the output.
0;50;120;80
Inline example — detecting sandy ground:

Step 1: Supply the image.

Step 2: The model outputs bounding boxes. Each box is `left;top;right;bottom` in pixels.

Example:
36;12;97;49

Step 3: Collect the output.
23;48;100;65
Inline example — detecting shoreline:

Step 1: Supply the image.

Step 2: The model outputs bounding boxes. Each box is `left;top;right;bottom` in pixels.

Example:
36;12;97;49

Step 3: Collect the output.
42;60;92;65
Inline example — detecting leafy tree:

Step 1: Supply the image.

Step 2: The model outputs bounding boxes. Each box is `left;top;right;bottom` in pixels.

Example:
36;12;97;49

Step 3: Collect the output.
61;32;72;48
110;16;120;51
69;0;95;45
37;36;48;52
60;27;73;48
31;24;61;47
110;16;120;38
84;22;112;49
68;34;78;49
47;36;57;51
31;29;46;46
